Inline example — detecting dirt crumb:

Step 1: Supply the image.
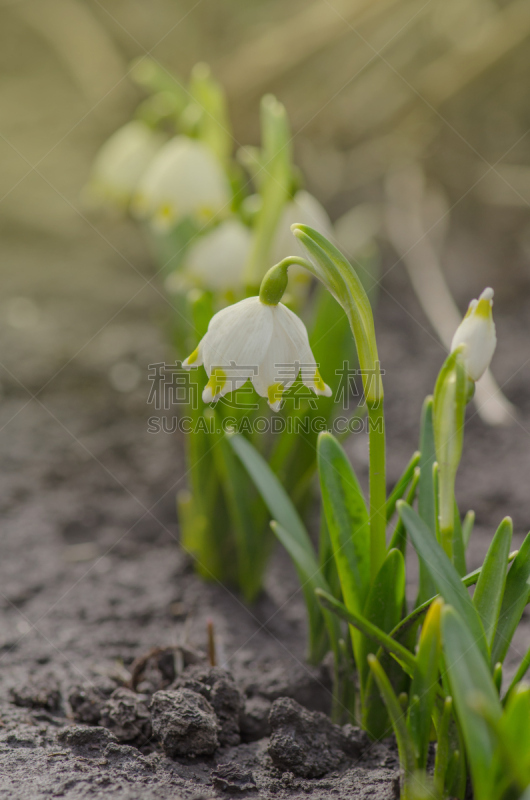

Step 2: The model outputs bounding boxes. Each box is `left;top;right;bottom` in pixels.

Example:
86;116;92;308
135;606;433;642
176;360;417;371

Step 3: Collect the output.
150;688;219;757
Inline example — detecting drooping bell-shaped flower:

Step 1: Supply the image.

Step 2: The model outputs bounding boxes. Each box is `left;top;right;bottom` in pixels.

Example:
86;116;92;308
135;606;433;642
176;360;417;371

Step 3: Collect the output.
182;295;331;411
450;288;497;381
180;219;252;292
133;136;231;231
86;121;165;208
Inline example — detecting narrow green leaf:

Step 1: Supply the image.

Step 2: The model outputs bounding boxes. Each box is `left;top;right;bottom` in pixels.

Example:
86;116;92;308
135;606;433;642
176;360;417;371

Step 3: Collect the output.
452;502;467;577
473;517;512;651
491;529;530;665
361;549;406;737
386;451;420;522
318;431;370;612
399;501;489;661
315;588;416;674
228;431;309;551
272;523;338;664
441;606;501;800
228;432;329;661
462;509;475;550
433;696;453;798
433;352;467;558
416;397;438;605
504;644;530;702
368;655;417;777
408;598;442;768
213;432;267;601
389;467;420;554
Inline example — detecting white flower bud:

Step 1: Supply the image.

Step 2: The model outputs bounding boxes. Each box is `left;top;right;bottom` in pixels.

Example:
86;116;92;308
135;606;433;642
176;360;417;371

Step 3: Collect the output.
87;121;165;208
133;136;231;231
450;288;497;381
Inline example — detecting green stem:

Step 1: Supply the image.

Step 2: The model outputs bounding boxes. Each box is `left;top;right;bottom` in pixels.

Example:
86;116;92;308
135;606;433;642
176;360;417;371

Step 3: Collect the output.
368;400;386;582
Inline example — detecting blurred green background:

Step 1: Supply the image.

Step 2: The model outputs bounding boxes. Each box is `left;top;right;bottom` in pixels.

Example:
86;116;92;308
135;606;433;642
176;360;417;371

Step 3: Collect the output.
1;0;530;392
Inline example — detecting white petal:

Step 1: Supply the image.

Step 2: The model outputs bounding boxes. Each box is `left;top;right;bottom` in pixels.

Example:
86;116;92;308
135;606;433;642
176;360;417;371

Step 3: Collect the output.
451;288;496;381
202;298;274;385
274;303;331;396
184;220;252;291
251;316;300;400
88;121;165;206
133;136;230;227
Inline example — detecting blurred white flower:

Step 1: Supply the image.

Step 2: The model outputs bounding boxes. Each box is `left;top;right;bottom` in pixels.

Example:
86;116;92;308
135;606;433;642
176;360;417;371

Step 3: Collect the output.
87;121;165;208
182;296;331;411
451;287;497;381
181;219;252;292
271;190;334;267
133;136;231;231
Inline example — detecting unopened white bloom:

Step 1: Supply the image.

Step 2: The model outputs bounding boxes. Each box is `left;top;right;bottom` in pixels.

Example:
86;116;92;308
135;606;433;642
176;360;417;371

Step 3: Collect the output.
271;190;334;267
87;121;165;207
182;219;252;292
451;287;496;381
182;296;332;411
133;136;231;231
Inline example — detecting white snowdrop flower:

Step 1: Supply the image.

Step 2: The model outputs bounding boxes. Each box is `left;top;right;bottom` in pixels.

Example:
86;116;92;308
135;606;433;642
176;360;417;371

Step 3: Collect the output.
451;287;497;381
182;219;252;292
87;121;165;208
182;296;332;411
133;136;231;231
271;190;334;268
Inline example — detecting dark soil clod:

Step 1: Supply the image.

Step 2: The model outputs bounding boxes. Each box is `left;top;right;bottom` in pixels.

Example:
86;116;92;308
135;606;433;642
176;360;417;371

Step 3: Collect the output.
57;724;118;751
239;695;272;742
172;666;243;746
10;676;62;712
150;688;219;757
68;681;115;725
99;687;152;744
268;697;367;778
212;762;257;793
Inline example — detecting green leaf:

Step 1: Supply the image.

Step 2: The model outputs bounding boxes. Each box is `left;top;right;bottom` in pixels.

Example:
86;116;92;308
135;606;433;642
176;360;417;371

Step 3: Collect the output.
368;655;417;778
317;432;370;613
499;683;530;782
272;521;339;662
399;501;488;662
433;696;453;798
389;467;420;554
212;431;270;601
441;606;501;800
315;588;416;675
473;517;512;651
408;599;442;769
452;502;467;577
361;549;406;737
227;432;331;661
433;352;467;559
386;451;420;522
416;397;437;605
492;529;530;665
462;510;475;550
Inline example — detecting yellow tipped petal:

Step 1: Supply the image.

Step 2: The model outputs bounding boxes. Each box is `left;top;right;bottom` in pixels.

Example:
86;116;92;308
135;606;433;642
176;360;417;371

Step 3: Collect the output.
311;369;333;397
203;368;226;403
182;346;200;369
267;382;284;411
